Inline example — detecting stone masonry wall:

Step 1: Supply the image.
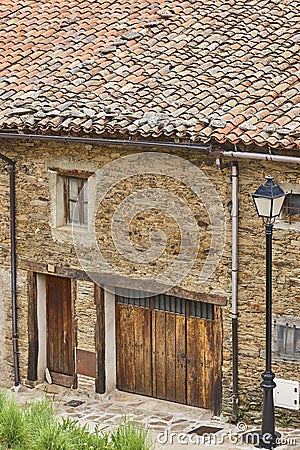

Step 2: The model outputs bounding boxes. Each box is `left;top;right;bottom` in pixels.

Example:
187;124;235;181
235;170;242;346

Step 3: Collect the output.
76;280;97;392
0;166;15;386
229;159;300;425
0;268;15;386
0;138;299;425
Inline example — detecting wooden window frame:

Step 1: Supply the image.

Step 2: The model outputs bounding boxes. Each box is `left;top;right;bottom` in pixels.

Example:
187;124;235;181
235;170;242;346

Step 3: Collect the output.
64;176;88;227
274;321;300;361
282;192;300;224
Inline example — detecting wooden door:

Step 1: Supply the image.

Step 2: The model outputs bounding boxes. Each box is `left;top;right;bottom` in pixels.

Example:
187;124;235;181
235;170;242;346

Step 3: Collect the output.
116;290;222;413
116;293;152;396
46;275;74;387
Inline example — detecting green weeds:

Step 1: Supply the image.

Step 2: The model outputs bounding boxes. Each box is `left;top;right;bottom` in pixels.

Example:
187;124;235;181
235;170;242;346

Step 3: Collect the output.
0;392;153;450
110;419;154;450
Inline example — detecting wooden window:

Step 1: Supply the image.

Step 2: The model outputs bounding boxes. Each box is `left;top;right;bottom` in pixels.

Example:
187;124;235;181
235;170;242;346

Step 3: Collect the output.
274;321;300;361
64;176;88;227
282;193;300;223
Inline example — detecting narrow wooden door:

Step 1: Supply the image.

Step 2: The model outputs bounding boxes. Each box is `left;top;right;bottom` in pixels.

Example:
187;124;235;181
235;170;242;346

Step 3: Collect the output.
116;293;152;396
46;275;74;387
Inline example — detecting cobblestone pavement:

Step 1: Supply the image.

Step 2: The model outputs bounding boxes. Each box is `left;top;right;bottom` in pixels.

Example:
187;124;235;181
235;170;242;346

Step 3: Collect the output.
10;384;300;449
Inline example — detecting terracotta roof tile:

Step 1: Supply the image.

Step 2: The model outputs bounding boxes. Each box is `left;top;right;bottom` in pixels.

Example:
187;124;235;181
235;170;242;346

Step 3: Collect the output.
0;0;300;148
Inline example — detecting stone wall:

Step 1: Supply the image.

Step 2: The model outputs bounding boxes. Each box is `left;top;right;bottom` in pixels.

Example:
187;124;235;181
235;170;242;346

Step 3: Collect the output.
0;268;14;386
0;138;299;424
76;280;97;392
0;165;15;386
222;158;300;425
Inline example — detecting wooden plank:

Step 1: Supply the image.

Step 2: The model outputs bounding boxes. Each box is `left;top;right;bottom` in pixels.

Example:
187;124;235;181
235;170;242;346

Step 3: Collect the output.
212;306;222;415
186;313;222;412
133;306;143;394
115;302;122;390
186;317;196;406
195;307;222;414
95;284;105;393
151;310;157;397
142;306;152;396
62;277;73;374
71;279;77;389
124;304;136;393
152;310;166;400
49;167;94;178
20;260;91;281
46;277;60;373
175;314;186;404
203;320;215;410
19;266;226;307
165;313;176;401
186;317;206;408
27;272;38;381
166;286;227;306
134;307;152;396
49;371;73;388
116;303;136;393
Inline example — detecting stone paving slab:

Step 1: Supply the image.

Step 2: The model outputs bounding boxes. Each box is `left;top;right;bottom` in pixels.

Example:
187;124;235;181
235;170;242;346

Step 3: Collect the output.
9;384;300;449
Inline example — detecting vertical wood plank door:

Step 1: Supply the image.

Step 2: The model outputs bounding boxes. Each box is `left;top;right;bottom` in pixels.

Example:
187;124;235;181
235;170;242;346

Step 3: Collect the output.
116;298;152;396
46;275;74;387
115;291;222;413
152;310;187;403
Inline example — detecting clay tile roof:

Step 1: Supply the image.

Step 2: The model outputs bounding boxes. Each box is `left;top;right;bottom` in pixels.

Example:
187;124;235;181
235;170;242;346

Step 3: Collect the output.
0;0;300;148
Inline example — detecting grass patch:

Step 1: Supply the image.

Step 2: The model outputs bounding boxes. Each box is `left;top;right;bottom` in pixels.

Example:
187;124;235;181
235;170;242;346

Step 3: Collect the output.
110;419;154;450
0;392;153;450
0;393;27;449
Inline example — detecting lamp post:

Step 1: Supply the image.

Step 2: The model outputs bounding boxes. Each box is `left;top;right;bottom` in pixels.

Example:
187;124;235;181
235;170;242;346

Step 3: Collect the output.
251;175;286;449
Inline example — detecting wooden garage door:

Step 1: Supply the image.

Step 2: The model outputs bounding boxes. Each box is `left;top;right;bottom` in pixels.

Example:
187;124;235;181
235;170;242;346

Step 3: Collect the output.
116;289;222;414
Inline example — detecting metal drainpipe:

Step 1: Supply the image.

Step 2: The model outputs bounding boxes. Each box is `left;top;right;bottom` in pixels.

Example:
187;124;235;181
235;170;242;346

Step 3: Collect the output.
231;163;239;424
212;150;300;165
0;153;19;386
216;158;239;424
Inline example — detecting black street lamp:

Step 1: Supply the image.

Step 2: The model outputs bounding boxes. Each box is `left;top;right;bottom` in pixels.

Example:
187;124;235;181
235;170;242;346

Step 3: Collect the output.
251;175;286;449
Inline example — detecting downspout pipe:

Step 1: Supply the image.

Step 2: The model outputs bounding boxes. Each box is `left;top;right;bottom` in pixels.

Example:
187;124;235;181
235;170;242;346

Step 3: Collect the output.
212;150;300;165
0;153;19;386
216;159;239;424
231;163;239;424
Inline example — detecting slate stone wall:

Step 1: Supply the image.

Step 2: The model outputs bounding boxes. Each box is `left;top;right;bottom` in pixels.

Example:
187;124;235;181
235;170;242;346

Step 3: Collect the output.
0;268;15;387
0;138;299;424
76;280;97;392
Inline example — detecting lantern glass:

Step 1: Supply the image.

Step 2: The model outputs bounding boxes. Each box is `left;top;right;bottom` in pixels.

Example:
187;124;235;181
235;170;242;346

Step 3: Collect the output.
272;195;286;218
253;197;272;218
252;175;286;220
